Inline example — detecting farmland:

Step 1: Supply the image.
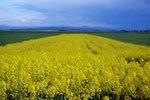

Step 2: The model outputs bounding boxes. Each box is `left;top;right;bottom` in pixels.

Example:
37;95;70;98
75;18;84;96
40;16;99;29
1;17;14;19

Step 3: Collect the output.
0;31;58;46
0;32;150;100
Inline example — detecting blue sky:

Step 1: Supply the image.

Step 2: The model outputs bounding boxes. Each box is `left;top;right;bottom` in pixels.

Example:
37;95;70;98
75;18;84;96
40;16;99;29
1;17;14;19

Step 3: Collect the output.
0;0;150;29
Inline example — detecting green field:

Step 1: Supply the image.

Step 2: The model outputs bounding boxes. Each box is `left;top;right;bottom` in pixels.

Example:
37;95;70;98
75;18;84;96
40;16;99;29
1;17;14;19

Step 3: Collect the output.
0;31;150;46
95;32;150;46
0;32;150;100
0;31;58;46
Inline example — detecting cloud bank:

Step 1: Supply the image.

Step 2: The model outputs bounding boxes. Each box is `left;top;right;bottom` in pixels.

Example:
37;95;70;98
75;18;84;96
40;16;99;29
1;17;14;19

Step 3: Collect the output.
0;0;150;29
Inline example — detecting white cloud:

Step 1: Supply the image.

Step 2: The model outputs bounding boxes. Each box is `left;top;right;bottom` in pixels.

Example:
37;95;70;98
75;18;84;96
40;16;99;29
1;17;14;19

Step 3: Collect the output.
0;8;47;26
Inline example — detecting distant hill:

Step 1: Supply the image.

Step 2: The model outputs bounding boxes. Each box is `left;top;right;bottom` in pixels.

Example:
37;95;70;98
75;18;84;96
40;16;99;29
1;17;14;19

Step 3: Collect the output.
0;25;149;33
0;25;113;32
0;25;12;30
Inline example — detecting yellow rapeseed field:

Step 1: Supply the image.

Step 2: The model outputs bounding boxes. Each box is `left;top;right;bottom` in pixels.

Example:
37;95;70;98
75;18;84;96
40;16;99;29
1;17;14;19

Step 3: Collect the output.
0;34;150;100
